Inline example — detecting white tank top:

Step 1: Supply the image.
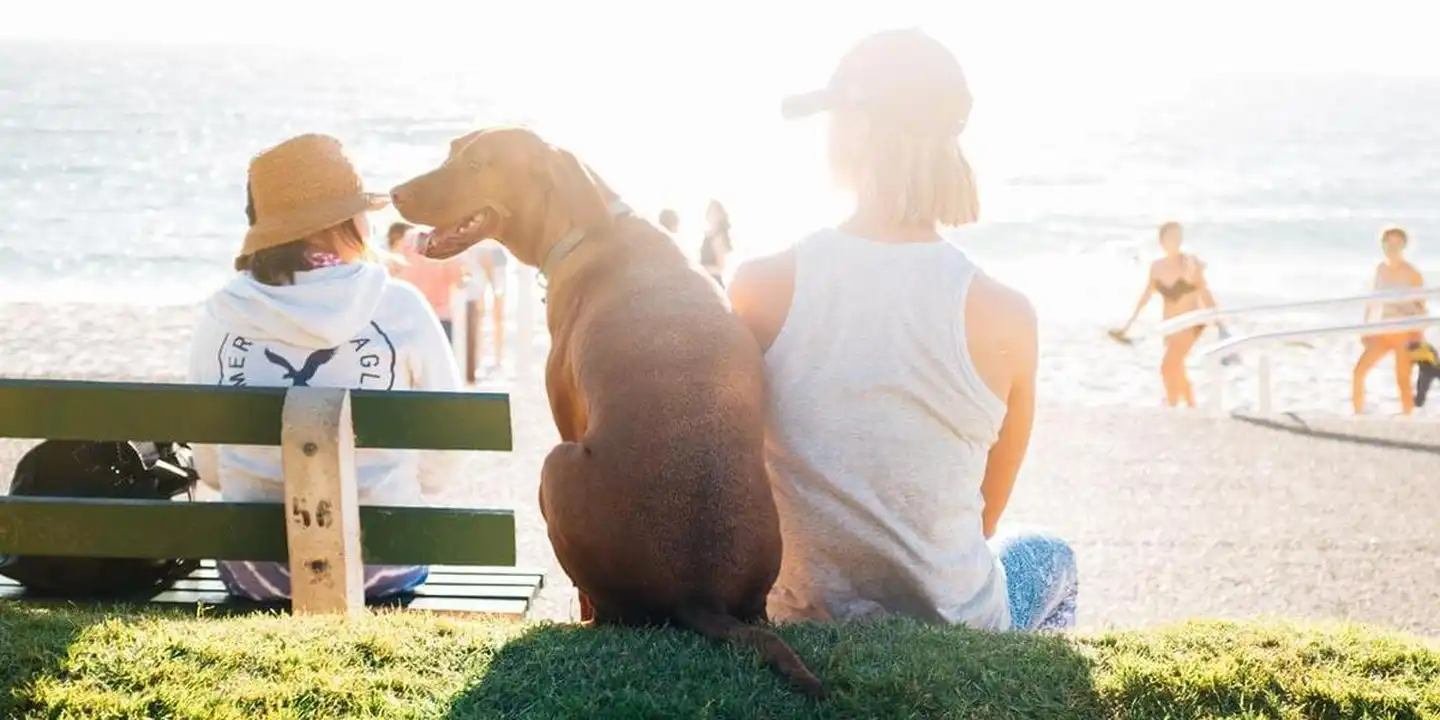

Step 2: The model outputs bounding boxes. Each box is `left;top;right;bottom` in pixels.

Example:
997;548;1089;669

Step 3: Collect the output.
762;229;1012;630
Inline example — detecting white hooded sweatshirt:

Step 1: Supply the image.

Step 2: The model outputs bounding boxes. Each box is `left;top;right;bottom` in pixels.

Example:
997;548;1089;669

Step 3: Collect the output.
187;262;464;509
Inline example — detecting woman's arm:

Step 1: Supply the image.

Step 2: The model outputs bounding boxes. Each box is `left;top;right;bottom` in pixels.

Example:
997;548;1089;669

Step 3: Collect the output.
1412;265;1427;314
980;287;1039;539
727;250;795;352
1192;257;1218;311
1365;265;1383;323
1119;270;1155;333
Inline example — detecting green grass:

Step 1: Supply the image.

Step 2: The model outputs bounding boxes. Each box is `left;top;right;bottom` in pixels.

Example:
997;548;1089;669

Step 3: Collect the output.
1;604;1437;719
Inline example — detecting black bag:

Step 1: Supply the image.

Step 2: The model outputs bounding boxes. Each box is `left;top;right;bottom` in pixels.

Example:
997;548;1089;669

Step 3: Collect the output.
0;440;201;597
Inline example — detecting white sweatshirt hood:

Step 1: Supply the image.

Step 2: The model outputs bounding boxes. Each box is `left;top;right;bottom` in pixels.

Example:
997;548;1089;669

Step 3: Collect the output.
187;260;465;511
204;263;389;349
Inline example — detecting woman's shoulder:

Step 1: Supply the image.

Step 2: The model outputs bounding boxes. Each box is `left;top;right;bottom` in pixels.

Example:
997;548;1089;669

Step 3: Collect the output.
729;247;797;351
730;248;796;305
969;272;1036;334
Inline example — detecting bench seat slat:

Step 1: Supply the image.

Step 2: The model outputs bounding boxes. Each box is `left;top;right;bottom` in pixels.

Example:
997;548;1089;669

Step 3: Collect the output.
404;597;530;614
0;571;547;590
186;560;546;580
0;379;512;451
0;498;517;566
0;565;542;615
0;588;533;616
172;568;546;587
157;578;539;599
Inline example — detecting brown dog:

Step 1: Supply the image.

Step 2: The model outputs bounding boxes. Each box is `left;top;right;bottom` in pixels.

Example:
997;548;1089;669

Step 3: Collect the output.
390;127;824;699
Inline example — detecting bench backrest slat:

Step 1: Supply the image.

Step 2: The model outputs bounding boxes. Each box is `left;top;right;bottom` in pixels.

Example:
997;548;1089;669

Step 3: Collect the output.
0;379;511;451
0;497;517;566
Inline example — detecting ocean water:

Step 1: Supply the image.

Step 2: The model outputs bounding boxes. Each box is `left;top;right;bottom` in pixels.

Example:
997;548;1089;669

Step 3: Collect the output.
3;40;1438;413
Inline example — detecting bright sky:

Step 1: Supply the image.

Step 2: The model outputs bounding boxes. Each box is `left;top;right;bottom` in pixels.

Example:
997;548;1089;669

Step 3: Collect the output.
9;0;1440;252
7;0;1440;81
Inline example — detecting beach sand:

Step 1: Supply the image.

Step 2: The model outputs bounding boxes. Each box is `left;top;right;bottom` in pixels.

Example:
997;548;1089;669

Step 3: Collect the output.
2;299;1438;634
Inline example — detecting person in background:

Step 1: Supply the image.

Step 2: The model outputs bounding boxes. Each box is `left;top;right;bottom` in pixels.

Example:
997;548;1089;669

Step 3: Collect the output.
700;200;733;287
1354;226;1426;415
462;239;509;381
658;208;680;234
1410;336;1439;409
1112;221;1219;408
729;29;1075;632
386;221;464;340
186;133;462;602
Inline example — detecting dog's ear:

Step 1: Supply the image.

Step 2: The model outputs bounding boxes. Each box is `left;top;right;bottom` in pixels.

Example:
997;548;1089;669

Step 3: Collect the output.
447;130;487;164
546;147;613;232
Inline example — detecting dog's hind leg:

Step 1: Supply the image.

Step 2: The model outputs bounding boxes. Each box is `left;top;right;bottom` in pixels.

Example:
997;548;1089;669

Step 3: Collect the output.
539;441;607;625
577;590;597;623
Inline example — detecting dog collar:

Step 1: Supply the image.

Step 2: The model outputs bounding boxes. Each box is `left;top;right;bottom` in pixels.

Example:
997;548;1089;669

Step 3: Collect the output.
539;200;632;282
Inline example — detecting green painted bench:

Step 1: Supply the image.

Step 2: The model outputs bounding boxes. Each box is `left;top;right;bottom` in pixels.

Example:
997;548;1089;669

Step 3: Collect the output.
0;378;543;616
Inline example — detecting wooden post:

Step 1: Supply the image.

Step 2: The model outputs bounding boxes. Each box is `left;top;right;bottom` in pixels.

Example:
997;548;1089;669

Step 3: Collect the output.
281;386;364;616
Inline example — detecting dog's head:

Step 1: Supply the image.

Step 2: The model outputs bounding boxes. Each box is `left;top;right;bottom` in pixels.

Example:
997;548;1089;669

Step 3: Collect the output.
390;126;617;267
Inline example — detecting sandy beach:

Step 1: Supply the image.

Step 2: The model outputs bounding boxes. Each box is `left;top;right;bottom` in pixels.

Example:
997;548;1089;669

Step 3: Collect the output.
2;297;1438;634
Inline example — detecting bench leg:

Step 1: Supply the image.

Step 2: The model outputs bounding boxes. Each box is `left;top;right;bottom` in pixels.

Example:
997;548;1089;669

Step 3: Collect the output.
282;387;365;616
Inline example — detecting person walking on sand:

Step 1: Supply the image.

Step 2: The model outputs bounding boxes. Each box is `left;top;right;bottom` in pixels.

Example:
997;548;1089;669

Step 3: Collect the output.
1111;222;1220;408
729;29;1076;631
386;222;464;341
186;134;463;602
1354;226;1426;416
462;239;509;381
700;200;733;287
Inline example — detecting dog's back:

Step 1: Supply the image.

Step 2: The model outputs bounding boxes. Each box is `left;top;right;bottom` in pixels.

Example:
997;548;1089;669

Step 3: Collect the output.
540;217;824;697
553;218;774;600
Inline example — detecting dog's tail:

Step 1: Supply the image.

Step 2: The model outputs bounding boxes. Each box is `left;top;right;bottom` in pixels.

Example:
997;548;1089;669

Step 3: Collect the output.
674;605;827;700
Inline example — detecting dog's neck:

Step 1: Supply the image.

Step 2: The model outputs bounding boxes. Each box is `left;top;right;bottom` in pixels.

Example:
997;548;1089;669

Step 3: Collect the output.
539;199;633;281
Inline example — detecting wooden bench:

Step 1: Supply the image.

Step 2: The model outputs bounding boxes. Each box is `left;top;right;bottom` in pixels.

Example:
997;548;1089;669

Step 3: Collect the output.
0;378;543;616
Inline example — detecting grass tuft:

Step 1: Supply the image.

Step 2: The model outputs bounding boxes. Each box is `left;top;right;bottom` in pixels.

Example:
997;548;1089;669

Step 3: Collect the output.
1;604;1436;718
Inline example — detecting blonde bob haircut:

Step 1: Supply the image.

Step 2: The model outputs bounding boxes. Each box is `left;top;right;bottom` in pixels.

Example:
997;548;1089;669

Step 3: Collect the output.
827;111;979;228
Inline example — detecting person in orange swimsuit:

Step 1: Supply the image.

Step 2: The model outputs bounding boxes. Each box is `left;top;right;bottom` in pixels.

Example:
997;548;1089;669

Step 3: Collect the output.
1353;226;1426;416
1112;221;1220;407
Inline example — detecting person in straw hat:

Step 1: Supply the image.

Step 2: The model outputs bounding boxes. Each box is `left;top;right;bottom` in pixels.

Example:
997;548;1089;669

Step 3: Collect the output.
728;29;1076;631
185;133;463;602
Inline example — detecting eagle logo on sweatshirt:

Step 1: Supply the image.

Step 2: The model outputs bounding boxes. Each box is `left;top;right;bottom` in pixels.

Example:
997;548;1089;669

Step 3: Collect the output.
263;347;338;386
215;322;398;391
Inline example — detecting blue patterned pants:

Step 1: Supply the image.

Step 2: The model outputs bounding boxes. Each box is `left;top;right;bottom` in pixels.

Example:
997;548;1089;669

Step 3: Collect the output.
990;530;1079;631
217;560;429;602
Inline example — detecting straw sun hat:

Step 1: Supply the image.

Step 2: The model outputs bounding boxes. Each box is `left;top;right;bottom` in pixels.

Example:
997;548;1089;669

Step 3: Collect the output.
238;133;389;263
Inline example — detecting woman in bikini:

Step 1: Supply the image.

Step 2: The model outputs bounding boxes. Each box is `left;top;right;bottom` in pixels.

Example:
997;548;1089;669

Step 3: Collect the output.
1112;221;1219;407
1353;227;1426;415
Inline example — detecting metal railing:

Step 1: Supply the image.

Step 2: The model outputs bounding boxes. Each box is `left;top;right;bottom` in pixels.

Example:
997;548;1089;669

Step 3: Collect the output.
1200;315;1440;416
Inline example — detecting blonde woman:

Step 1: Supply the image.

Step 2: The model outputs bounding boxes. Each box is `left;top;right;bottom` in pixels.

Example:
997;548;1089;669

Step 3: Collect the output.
1353;227;1426;415
729;29;1075;631
1112;222;1219;407
187;134;463;602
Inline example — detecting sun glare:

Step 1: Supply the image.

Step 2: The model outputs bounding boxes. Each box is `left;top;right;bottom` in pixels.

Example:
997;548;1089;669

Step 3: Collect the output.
7;0;1440;261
